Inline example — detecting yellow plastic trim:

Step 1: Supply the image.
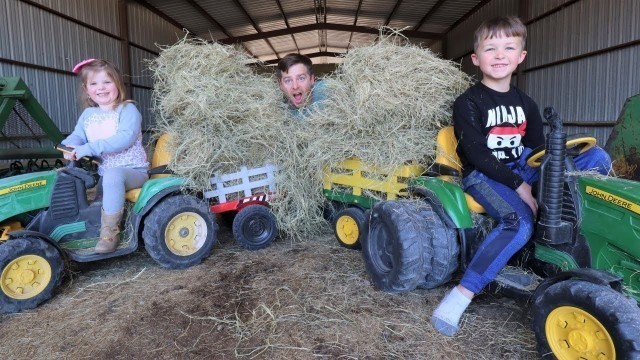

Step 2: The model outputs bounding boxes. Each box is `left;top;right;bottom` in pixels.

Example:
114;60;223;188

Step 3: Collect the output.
0;221;23;241
335;214;359;245
435;126;463;172
150;134;172;179
527;137;597;167
436;126;485;213
545;305;615;360
1;254;52;300
164;211;208;256
322;158;424;200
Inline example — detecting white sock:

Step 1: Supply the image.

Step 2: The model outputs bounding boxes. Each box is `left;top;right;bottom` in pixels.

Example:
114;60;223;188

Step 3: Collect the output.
431;287;472;336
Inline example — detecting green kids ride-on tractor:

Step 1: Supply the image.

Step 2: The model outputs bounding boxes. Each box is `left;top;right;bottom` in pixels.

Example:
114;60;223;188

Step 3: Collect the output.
361;108;640;359
0;134;218;313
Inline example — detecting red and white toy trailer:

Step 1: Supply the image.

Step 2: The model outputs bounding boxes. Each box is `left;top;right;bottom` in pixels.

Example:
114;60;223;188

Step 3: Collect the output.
205;164;278;250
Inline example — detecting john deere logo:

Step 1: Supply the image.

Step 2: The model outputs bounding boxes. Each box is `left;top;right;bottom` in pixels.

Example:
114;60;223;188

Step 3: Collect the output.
0;180;47;196
585;186;640;215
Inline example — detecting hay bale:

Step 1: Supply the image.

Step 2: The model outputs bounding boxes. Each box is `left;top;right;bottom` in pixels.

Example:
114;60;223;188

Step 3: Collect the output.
149;32;471;239
148;37;288;188
269;31;471;237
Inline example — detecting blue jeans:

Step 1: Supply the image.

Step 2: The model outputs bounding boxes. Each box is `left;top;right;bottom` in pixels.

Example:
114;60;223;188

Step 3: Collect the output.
459;146;611;293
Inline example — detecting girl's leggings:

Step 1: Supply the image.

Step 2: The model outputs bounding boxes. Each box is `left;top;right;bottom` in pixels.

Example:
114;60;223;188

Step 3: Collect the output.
459;146;611;294
101;167;149;214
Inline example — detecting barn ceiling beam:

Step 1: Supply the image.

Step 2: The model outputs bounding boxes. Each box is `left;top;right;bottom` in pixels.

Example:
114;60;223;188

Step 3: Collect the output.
262;51;344;65
220;23;442;44
275;0;300;54
413;0;446;31
231;0;280;59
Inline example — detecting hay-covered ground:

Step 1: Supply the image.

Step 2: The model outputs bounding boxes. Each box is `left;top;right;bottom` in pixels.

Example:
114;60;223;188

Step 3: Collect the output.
0;226;537;359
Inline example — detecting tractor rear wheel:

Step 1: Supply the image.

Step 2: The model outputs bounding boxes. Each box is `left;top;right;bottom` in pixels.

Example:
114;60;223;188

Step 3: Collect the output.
333;207;365;250
232;204;278;250
143;194;218;269
361;200;427;293
532;279;640;360
0;237;63;313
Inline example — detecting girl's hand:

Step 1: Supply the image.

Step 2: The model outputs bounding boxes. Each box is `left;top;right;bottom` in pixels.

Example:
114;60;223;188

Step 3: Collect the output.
63;145;77;161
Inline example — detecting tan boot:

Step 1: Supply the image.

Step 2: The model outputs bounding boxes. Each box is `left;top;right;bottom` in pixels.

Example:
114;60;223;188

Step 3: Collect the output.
95;209;123;253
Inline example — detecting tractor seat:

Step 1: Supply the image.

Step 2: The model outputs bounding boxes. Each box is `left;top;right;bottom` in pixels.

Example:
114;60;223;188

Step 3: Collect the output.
431;126;485;214
125;134;172;203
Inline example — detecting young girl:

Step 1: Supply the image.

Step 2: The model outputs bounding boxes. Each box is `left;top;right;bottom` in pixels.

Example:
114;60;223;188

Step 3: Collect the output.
61;59;149;253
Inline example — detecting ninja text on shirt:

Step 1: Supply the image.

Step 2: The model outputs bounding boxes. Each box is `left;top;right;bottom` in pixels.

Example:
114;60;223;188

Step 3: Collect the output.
485;105;527;162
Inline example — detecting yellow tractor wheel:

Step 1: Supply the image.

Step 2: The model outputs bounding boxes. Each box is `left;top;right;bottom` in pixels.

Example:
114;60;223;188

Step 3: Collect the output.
532;279;640;359
0;237;64;313
332;207;365;250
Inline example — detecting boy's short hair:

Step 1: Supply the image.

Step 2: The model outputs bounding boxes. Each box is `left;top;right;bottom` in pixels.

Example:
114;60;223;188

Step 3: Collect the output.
474;16;527;52
276;53;314;79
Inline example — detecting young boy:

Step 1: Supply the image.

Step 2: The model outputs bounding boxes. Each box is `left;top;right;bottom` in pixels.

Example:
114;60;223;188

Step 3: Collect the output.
277;53;327;119
430;16;611;336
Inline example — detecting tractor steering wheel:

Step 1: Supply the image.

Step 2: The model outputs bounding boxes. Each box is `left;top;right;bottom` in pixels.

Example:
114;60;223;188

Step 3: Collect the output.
526;134;597;167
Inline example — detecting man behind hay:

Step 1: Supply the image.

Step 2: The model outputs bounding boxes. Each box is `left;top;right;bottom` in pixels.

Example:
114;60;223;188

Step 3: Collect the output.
430;16;611;337
277;54;327;119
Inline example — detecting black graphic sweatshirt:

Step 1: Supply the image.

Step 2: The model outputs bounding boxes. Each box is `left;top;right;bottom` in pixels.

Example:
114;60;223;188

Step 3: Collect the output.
453;82;545;190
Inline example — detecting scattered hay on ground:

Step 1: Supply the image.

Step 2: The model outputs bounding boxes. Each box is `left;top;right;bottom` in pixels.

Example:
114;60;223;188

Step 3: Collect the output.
0;231;537;359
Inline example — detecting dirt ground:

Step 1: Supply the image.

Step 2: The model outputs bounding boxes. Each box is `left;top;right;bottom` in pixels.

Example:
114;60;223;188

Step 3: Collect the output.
0;226;538;359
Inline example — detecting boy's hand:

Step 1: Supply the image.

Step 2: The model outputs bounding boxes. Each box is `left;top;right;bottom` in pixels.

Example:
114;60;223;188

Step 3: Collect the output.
516;182;538;216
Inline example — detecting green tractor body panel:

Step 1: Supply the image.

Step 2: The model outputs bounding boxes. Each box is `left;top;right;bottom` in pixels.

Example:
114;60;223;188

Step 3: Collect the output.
578;175;640;301
0;170;57;222
132;176;186;214
322;189;375;209
408;177;474;228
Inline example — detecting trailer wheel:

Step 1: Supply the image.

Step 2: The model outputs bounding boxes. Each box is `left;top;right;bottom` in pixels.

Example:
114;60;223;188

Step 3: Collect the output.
361;200;429;293
532;279;640;360
233;205;277;250
143;195;218;269
333;207;365;250
0;237;63;313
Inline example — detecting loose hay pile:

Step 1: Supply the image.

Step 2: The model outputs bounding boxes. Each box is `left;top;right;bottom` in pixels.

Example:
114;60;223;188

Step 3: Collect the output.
150;31;471;239
149;38;288;188
270;31;471;236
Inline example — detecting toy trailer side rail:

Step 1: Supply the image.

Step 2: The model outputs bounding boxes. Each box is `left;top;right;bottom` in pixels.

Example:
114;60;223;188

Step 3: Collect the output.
322;157;425;208
204;163;277;204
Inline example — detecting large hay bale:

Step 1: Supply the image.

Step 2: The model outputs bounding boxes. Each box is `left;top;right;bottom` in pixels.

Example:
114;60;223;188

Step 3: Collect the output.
148;38;288;188
149;32;471;239
269;32;471;237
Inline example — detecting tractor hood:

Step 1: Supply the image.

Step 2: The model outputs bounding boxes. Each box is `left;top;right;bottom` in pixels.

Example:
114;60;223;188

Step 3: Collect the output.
0;170;57;222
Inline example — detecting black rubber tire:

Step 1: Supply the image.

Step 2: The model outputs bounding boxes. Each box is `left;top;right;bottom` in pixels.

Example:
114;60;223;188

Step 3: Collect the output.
232;204;278;250
416;204;459;289
532;279;640;360
142;195;218;269
0;237;64;313
361;200;429;293
332;207;365;250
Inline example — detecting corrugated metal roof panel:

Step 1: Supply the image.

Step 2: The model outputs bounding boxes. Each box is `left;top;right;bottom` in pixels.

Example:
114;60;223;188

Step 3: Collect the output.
388;0;438;30
242;0;287;32
30;0;119;35
144;0;226;40
355;0;396;27
279;0;316;27
198;0;256;36
127;2;184;51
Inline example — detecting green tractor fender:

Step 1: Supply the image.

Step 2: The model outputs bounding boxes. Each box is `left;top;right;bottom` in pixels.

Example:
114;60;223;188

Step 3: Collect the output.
407;177;474;229
129;176;190;239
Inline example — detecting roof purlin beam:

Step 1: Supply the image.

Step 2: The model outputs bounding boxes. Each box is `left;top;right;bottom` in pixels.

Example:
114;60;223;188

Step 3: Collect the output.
220;23;442;44
231;0;280;59
384;0;404;26
275;0;300;54
262;51;343;65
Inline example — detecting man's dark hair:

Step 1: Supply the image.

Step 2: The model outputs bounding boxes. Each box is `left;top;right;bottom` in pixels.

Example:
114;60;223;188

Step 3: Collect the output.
276;53;314;79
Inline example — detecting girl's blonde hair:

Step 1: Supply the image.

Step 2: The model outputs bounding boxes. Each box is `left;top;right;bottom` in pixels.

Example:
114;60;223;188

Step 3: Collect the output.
77;59;128;108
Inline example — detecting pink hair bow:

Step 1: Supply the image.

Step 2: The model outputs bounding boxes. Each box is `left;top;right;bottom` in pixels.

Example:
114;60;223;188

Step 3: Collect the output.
72;59;97;74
